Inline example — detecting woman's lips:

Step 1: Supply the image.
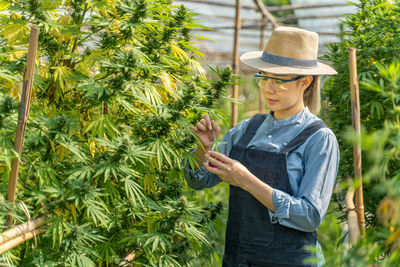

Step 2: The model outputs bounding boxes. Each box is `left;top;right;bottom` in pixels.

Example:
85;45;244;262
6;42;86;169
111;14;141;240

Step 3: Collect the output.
267;99;278;104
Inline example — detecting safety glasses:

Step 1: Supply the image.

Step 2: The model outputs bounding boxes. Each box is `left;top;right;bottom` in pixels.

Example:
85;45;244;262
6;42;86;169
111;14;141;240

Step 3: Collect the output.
255;72;304;85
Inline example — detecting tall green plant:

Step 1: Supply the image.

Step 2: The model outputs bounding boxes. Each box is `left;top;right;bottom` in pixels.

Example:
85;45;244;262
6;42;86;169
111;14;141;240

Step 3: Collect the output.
321;61;400;266
322;0;400;227
0;0;234;266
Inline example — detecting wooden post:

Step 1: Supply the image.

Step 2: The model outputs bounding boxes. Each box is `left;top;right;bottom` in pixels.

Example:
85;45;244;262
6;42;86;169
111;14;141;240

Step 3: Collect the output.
253;0;279;30
253;0;277;115
179;0;348;12
258;14;266;113
7;25;40;226
231;0;241;127
0;217;47;245
259;15;266;51
345;187;360;244
348;47;366;235
0;228;45;255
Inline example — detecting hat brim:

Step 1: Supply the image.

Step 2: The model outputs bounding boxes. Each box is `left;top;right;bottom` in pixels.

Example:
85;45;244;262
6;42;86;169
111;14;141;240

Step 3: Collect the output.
240;51;338;75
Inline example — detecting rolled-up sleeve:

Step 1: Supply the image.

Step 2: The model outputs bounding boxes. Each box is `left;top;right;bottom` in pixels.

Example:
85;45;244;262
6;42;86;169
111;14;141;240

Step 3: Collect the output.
268;129;340;232
183;150;221;190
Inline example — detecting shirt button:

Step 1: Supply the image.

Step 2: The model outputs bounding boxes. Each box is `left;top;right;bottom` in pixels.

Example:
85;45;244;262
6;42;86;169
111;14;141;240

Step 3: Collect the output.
268;135;272;138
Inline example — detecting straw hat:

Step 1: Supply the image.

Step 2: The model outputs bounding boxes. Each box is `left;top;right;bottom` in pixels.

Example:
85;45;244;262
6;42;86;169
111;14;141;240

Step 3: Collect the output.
240;26;337;75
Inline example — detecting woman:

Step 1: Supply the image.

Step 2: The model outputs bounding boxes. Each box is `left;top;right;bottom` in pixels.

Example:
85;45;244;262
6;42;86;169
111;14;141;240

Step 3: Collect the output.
184;27;339;267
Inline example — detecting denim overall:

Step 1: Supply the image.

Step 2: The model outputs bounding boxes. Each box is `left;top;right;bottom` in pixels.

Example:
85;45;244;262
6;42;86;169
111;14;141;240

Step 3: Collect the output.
223;114;326;267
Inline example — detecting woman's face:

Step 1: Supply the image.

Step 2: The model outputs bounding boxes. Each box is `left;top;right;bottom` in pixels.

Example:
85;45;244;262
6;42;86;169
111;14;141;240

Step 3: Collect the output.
258;72;312;120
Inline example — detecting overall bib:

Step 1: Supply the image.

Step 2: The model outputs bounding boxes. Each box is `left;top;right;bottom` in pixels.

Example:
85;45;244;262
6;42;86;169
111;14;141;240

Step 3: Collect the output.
223;114;326;267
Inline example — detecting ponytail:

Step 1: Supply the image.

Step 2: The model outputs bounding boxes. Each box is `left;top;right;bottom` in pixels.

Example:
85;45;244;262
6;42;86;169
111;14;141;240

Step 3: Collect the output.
303;75;320;115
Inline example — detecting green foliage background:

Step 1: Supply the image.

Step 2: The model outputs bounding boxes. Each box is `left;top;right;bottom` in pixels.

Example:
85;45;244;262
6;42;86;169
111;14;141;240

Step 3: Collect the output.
319;61;400;267
320;0;400;265
2;0;400;266
0;0;234;266
323;0;400;228
263;0;290;7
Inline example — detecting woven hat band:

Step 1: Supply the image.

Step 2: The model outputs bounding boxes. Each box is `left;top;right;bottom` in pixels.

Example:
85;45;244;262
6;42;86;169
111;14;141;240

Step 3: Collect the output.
261;51;317;69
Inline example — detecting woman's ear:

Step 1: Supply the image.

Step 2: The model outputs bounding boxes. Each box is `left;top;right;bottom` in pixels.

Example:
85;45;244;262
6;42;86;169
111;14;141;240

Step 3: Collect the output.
301;75;313;89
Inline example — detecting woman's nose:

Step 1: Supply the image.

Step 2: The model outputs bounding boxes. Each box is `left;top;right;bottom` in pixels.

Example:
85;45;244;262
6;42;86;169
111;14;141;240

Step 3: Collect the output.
263;83;276;94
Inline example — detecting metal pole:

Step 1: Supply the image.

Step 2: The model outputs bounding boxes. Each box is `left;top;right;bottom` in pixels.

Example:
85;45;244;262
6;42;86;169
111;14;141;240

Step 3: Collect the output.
348;47;366;235
232;0;241;127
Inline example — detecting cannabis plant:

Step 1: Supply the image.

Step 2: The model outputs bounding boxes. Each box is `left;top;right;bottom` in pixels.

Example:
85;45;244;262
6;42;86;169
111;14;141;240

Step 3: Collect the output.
322;0;400;228
0;0;234;266
321;0;400;264
320;61;400;266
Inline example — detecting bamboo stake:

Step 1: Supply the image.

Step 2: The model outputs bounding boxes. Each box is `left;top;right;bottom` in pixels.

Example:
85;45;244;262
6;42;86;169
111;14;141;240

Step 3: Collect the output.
253;0;278;30
6;25;40;226
277;14;346;23
197;25;339;36
259;15;266;51
231;0;241;127
266;3;349;12
198;24;269;31
178;0;257;10
258;15;266;113
0;217;47;245
178;0;348;12
345;187;360;244
348;47;366;235
0;228;45;255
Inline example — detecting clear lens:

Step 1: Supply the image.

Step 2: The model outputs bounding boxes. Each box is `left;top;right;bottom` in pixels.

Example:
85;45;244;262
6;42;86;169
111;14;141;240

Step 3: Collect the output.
257;78;267;87
257;77;283;88
255;73;304;85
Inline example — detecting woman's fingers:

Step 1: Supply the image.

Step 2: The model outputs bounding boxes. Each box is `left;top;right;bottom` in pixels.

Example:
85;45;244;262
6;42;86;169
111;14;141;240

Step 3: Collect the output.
196;121;207;131
204;114;212;130
203;161;224;175
189;126;198;133
208;151;230;163
205;152;230;169
211;120;221;136
195;115;219;133
191;115;220;142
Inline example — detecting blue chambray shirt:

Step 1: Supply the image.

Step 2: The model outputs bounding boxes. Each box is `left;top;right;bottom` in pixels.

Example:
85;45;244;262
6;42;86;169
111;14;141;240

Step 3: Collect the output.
183;107;339;265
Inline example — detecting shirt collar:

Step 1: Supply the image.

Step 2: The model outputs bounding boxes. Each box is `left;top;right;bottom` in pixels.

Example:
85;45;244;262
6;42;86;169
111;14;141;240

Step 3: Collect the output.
267;107;311;127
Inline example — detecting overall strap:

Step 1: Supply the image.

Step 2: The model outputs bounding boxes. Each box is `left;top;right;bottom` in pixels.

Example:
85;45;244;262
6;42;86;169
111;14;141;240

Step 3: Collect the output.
236;114;267;148
280;120;327;154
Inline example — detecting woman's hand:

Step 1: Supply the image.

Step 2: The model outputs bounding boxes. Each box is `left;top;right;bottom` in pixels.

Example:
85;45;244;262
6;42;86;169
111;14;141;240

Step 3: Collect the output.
203;151;255;189
190;114;221;150
204;151;275;211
